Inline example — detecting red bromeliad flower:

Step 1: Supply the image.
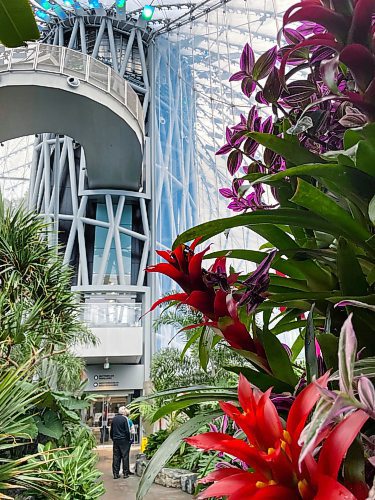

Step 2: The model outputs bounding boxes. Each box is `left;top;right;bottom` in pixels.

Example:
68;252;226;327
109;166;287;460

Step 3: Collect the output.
146;240;275;367
186;374;369;499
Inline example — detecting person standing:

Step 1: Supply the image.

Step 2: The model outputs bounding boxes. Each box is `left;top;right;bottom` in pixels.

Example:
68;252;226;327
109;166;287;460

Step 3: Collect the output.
110;406;132;479
124;408;136;474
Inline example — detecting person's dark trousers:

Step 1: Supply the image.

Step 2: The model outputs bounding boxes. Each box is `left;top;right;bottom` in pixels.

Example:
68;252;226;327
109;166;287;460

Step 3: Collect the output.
112;439;131;477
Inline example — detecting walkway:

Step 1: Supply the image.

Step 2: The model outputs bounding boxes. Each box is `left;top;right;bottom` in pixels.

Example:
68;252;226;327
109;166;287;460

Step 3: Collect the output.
97;446;192;500
0;43;144;190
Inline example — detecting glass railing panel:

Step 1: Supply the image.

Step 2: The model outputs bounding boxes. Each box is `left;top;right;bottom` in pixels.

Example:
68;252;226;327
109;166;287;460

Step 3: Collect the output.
0;47;11;72
88;58;109;91
82;302;142;327
11;45;37;70
110;72;126;105
63;48;87;79
36;45;62;73
127;85;138;118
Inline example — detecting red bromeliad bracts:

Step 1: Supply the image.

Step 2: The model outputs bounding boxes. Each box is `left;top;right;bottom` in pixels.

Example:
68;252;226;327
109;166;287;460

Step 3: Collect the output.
186;374;369;500
146;239;276;369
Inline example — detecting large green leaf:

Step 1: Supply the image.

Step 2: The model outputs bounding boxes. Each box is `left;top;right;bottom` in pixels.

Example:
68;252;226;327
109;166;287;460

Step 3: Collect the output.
137;410;223;500
35;410;63;440
206;249;306;279
199;327;213;372
291;334;304;362
0;0;39;47
316;333;339;371
247;132;322;165
260;329;298;386
249;163;375;204
151;391;236;422
356;140;375;177
337;238;369;296
173;209;338;248
290;179;373;249
225;366;293;392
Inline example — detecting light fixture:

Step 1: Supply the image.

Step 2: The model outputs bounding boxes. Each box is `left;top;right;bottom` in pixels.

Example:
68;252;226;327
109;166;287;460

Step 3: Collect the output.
104;357;110;370
89;0;101;7
116;0;126;7
35;9;51;21
141;5;155;20
40;0;52;8
64;0;75;5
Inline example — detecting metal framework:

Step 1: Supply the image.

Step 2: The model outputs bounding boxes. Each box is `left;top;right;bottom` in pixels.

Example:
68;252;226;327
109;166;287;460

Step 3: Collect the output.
0;0;288;350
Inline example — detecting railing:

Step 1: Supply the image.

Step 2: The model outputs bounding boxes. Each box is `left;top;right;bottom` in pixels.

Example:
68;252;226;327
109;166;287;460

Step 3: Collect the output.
0;43;144;133
81;302;142;327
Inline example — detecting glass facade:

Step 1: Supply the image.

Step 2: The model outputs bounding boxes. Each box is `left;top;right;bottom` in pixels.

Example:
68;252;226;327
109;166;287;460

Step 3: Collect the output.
93;203;132;285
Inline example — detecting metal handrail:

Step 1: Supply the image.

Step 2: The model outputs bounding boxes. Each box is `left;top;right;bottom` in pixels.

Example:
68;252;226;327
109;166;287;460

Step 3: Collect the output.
0;43;144;134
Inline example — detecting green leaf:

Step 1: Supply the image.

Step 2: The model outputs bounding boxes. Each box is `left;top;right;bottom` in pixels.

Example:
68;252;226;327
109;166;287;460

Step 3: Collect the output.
250;163;375;205
272;319;320;335
249;163;343;184
291;334;304;362
225;366;293;392
35;410;63;440
316;333;339;371
151;392;236;422
247;132;322;165
0;0;39;47
343;438;366;487
137;410;223;500
305;304;318;383
260;329;298;386
199;327;213;372
356;139;375;177
206;249;305;280
290;179;373;248
173;209;338;249
337;238;368;296
180;328;201;361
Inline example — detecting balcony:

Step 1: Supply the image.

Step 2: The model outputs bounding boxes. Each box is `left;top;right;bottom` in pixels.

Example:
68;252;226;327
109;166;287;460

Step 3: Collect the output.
76;302;143;363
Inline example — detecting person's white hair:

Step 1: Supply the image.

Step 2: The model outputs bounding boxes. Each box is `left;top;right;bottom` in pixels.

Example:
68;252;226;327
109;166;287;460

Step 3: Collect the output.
118;406;127;415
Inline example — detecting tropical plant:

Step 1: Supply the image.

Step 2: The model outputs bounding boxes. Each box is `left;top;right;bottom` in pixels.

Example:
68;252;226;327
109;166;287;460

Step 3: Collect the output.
0;200;95;367
137;1;375;497
185;317;375;499
0;200;102;498
32;441;105;500
144;430;171;459
0;361;56;498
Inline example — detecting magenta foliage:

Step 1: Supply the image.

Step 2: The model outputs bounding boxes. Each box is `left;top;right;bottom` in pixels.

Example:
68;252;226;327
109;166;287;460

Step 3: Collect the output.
217;0;375;212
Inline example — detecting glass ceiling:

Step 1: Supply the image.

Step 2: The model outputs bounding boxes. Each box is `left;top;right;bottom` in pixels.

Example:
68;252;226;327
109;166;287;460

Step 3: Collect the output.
30;0;288;38
1;0;292;217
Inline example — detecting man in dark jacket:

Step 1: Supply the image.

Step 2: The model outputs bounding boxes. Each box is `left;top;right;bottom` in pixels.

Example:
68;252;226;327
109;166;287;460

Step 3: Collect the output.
110;406;131;479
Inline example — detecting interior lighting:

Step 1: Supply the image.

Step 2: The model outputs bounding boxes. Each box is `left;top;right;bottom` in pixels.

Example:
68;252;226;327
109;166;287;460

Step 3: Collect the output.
40;0;52;8
35;9;51;21
89;0;101;7
116;0;126;7
64;0;75;5
52;4;67;18
141;5;155;20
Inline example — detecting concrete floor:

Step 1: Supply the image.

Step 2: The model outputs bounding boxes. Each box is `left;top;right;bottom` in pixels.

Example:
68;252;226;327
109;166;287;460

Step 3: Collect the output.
97;446;192;500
